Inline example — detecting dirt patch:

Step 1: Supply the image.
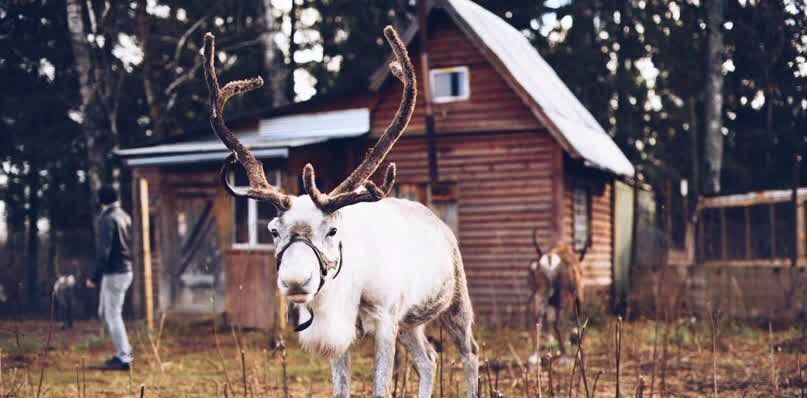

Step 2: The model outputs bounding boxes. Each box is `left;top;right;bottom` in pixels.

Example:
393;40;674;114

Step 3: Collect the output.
0;317;803;397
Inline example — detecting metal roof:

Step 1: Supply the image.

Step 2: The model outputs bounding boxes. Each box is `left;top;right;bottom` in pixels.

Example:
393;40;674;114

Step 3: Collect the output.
371;0;635;177
116;108;370;166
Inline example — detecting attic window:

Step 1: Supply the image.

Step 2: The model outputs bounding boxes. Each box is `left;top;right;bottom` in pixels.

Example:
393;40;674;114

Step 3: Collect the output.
430;66;470;103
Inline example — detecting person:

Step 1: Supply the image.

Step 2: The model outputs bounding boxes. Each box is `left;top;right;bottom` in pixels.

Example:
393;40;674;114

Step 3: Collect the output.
86;185;134;371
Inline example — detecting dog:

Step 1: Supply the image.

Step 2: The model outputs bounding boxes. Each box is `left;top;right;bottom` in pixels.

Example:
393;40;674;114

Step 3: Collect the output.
53;274;77;329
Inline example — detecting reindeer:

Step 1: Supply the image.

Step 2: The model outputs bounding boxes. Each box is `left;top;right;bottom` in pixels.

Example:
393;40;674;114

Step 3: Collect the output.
202;27;478;398
526;228;585;361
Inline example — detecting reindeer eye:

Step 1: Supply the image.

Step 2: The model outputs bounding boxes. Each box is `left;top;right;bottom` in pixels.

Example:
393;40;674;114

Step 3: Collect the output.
327;227;338;237
270;229;279;238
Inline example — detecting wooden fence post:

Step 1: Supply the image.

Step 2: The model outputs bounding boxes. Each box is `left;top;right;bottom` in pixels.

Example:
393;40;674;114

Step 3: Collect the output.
139;177;154;332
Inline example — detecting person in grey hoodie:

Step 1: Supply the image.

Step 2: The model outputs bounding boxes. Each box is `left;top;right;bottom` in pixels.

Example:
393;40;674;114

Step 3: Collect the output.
86;185;133;371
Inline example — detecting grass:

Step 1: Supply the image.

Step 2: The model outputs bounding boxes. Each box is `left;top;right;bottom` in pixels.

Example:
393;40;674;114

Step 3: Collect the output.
0;314;804;397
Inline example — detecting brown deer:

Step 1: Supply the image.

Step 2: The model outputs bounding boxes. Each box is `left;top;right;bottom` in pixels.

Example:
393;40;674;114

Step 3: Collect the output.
526;228;586;360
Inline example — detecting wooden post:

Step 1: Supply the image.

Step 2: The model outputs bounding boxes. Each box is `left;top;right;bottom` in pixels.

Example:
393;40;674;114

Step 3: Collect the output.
720;207;727;260
418;0;439;186
793;154;801;267
770;204;776;259
139;177;154;332
744;206;752;259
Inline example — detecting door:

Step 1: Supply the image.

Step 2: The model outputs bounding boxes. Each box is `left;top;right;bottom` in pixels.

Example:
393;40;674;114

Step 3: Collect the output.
613;180;635;312
168;195;226;313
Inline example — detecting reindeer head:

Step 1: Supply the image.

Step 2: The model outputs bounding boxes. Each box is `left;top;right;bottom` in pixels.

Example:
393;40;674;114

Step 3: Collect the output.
203;27;415;305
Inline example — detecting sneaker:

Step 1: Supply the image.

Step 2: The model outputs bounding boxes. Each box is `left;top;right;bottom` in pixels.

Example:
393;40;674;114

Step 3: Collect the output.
101;356;131;371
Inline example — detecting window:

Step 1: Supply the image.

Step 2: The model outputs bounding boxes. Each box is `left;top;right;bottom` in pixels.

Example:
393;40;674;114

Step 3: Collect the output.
231;168;282;249
573;187;591;251
393;182;459;236
430;66;470;103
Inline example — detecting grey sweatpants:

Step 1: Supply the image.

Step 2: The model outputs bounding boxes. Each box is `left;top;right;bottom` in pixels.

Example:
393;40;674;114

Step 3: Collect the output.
98;272;133;363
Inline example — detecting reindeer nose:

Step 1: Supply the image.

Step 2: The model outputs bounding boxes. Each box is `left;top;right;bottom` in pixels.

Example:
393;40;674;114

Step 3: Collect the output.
283;272;314;294
277;241;319;294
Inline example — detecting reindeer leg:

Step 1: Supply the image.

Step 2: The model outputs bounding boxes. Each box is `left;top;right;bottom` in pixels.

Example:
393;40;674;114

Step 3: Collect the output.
400;325;437;398
553;306;567;356
331;351;351;398
373;319;398;398
441;289;479;398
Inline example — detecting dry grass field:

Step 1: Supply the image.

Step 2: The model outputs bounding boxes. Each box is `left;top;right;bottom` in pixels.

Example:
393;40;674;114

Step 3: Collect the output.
0;314;804;397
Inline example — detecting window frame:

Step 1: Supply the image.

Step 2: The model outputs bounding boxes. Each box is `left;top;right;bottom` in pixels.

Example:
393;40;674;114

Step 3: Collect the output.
429;66;471;103
573;186;592;252
230;169;283;251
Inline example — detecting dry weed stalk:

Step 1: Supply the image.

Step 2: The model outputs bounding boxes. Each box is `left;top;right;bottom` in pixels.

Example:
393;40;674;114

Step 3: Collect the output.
279;336;289;398
523;366;531;398
659;312;671;398
634;376;645;398
440;324;444;398
139;384;145;398
240;349;248;398
615;317;623;398
590;371;602;398
798;352;804;398
155;311;167;351
649;275;662;398
212;296;232;387
568;352;578;398
708;307;719;398
35;293;56;398
483;358;496;397
547;354;556;398
536;323;543;398
145;327;164;373
75;363;80;398
767;322;778;394
572;318;590;398
81;357;86;398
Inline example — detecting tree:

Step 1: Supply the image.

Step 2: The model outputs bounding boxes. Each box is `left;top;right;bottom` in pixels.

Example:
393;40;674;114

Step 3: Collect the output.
703;0;725;194
260;0;290;107
1;0;83;309
66;0;125;212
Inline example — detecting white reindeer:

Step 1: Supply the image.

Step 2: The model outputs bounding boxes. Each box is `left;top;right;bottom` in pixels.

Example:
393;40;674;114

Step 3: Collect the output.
203;27;479;398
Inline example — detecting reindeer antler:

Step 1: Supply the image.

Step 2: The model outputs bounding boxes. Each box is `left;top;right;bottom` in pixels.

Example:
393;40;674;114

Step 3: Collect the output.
303;26;416;213
203;33;292;211
532;227;545;258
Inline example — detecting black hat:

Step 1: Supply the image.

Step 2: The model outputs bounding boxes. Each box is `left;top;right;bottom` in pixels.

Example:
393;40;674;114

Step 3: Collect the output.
98;185;118;205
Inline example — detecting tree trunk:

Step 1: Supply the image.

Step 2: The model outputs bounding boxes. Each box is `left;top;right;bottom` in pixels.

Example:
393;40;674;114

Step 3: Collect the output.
136;0;163;139
286;0;298;104
703;0;725;195
24;168;41;311
261;0;290;108
66;0;107;213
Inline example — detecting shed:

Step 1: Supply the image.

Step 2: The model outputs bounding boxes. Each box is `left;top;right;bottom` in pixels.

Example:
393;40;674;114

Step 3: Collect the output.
117;0;635;329
629;186;806;321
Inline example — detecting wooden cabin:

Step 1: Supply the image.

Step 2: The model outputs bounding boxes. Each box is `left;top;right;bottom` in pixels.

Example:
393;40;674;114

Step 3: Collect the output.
117;0;635;329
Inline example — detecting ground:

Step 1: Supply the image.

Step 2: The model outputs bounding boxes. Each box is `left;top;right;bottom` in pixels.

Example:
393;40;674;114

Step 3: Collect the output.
0;315;804;397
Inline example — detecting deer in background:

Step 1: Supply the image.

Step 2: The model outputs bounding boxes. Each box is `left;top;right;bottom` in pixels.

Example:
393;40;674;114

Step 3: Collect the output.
526;227;586;362
203;27;478;398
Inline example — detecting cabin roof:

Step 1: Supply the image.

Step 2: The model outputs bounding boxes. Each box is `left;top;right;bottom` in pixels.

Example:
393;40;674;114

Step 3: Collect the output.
370;0;634;177
116;108;370;166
